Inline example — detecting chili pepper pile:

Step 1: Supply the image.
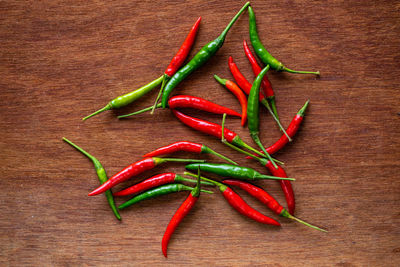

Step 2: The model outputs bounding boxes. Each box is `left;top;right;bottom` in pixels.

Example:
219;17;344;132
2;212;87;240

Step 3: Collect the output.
65;2;327;258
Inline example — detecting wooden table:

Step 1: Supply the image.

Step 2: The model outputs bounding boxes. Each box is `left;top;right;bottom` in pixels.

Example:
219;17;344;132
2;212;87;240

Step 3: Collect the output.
1;1;399;265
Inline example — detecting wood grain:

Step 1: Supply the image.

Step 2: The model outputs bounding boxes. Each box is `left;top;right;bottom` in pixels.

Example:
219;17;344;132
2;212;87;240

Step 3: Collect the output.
1;0;399;266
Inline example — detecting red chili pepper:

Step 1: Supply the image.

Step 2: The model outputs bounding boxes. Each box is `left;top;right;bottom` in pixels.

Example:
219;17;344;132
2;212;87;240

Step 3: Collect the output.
223;179;327;232
164;17;202;77
246;100;309;157
162;168;202;257
151;17;202;113
88;157;206;196
168;95;241;117
265;160;295;215
243;40;274;98
113;172;212;197
185;172;280;226
171;109;270;159
143;141;237;165
214;75;248;126
228;56;291;139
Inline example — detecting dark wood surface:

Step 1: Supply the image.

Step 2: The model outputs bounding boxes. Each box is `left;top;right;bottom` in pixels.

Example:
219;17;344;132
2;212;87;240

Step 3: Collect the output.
1;0;399;265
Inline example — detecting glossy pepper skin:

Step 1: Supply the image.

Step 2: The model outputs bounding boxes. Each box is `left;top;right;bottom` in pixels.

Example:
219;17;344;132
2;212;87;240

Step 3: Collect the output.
265;161;295;215
248;6;319;75
228;56;290;138
164;17;202;78
168;95;241;117
88;157;205;196
162;168;202;257
143;141;237;165
185;163;294;181
214;75;248;126
113;172;212;197
247;65;277;167
185;173;280;226
171;109;271;159
63;138;121;220
223;179;327;232
161;2;251;108
82;75;164;120
118;183;199;210
243;40;278;119
248;100;309;156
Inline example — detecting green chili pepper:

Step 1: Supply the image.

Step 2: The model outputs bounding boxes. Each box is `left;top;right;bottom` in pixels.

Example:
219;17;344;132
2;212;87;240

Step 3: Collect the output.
248;6;319;75
63;138;121;220
161;2;250;108
118;183;213;210
185;163;295;181
82;75;164;120
247;65;278;169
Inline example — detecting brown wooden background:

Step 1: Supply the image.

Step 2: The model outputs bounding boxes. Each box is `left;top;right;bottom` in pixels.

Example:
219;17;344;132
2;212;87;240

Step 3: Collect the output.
1;0;399;266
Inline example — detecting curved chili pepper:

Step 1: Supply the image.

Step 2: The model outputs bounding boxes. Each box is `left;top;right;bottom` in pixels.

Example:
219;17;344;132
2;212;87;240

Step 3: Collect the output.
171;109;275;160
247;65;278;168
184;172;280;226
223;179;327;232
185;163;294;181
228;56;291;140
214;75;248;126
161;2;250;108
246;100;309;157
142;141;237;165
88;157;206;196
82;75;164;120
264;160;295;216
248;6;319;75
63;138;121;220
151;17;202;113
118;95;241;119
118;183;212;210
243;40;278;120
113;172;214;197
162;168;202;257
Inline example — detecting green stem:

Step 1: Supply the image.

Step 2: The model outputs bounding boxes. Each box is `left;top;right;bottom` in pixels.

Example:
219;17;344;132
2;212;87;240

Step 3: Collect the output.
283;68;320;76
251;134;278;169
297;100;310;116
268;97;279;122
261;99;292;141
184;171;227;191
82;105;111;121
118;103;161;119
206;148;238;165
214;74;227;86
150;74;169;114
175;175;215;186
63;138;95;161
281;210;327;232
219;2;251;40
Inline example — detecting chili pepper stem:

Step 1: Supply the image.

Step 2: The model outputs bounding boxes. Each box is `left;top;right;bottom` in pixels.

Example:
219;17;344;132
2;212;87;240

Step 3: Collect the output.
150;74;169;114
82;105;111;121
251;133;278;169
205;148;238;165
261;99;292;141
118;103;162;119
268;97;279;121
175;175;215;186
283;68;320;76
221;113;283;165
213;74;227;86
63;137;94;160
219;2;250;40
184;171;227;191
298;100;310;116
281;209;327;232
